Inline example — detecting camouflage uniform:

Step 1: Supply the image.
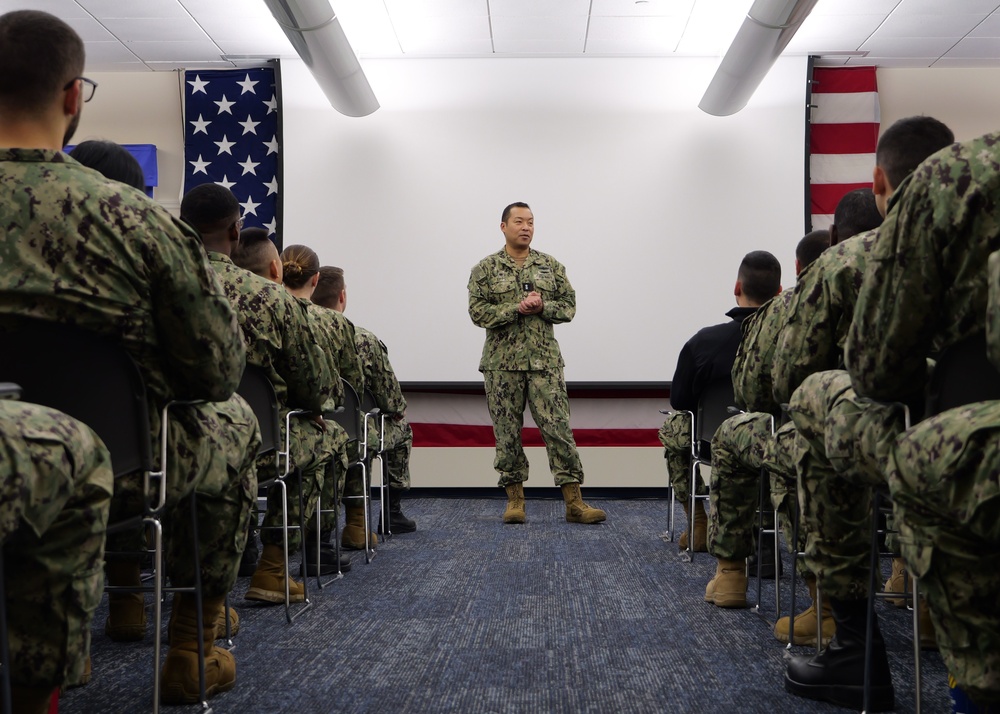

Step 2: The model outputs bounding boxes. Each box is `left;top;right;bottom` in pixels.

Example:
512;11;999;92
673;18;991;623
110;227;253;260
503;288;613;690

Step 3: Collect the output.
468;248;583;487
708;290;799;561
0;149;259;597
791;133;1000;605
0;400;113;689
883;253;1000;704
209;253;344;552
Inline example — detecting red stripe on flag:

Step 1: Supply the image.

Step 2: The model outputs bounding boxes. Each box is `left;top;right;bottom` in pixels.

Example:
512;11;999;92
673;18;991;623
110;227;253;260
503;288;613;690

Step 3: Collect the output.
812;67;877;94
411;423;661;448
810;123;880;155
810;182;873;217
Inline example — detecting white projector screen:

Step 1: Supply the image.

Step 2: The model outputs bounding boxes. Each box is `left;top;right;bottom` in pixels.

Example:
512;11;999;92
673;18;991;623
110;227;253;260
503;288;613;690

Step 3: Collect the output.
280;56;807;383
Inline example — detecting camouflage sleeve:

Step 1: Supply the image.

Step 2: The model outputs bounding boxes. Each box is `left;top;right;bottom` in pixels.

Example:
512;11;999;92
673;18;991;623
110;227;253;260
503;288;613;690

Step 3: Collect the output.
539;259;576;325
310;311;345;407
468;262;520;329
989;251;1000;370
331;313;365;396
731;312;758;410
274;292;337;412
356;330;406;414
733;292;787;414
845;174;937;399
148;212;245;401
771;263;844;406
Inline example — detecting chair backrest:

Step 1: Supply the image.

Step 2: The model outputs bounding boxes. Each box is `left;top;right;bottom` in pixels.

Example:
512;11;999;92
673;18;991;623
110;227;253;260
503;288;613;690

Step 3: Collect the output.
237;364;280;456
361;389;378;417
0;318;152;478
329;378;362;441
696;378;735;444
926;333;1000;416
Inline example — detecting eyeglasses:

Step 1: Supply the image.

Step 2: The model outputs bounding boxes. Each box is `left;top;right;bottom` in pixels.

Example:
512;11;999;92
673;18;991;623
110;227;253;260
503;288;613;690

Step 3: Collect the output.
236;216;245;230
63;77;98;103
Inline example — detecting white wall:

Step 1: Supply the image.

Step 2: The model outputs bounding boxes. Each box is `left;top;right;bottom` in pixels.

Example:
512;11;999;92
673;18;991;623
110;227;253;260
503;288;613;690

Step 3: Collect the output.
878;68;1000;142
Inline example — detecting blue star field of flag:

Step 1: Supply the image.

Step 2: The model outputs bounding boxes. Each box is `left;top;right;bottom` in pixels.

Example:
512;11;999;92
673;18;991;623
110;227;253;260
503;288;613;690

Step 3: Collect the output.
183;68;280;236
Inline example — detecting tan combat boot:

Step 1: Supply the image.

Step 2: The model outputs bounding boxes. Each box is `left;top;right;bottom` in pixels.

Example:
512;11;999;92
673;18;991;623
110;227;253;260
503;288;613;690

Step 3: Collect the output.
341;503;378;550
705;558;749;608
561;483;606;524
104;559;147;641
678;502;708;552
245;544;305;604
885;557;908;607
773;577;835;646
161;594;237;705
503;483;526;524
168;604;240;643
918;594;938;650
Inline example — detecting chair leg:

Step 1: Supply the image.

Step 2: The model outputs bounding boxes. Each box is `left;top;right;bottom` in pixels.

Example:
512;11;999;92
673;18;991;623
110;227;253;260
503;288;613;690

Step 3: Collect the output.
863;490;882;714
0;550;11;714
188;492;208;707
150;518;163;714
913;577;922;713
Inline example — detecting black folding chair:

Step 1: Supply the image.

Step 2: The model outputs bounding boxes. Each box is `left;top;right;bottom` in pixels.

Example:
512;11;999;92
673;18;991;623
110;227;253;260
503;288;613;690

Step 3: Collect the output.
237;365;312;621
0;319;207;714
684;379;734;562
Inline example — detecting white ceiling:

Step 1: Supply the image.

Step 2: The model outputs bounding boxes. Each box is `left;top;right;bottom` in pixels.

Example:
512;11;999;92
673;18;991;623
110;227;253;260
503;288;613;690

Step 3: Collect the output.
2;0;1000;71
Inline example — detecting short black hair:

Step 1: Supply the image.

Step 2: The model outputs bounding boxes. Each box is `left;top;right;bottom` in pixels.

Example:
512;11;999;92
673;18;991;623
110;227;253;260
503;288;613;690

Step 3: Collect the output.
313;266;345;309
180;183;240;234
501;202;530;224
833;188;883;242
0;10;85;115
70;140;145;191
876;116;955;188
737;250;781;304
234;227;276;277
795;230;830;270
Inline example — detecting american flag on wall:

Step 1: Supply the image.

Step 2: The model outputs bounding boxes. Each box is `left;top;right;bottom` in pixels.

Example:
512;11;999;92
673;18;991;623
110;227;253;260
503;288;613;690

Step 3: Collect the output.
808;67;880;231
183;67;281;237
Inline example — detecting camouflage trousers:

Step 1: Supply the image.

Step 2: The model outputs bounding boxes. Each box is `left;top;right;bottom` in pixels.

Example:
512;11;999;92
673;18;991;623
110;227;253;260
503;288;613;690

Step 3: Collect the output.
789;370;905;600
888;400;1000;703
0;401;113;689
657;411;708;504
259;415;347;550
109;395;260;597
707;412;804;569
483;369;584;487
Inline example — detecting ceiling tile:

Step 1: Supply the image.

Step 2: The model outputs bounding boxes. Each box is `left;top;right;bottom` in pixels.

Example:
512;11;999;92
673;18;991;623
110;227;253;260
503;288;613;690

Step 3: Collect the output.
401;39;495;54
144;60;236;70
64;16;118;41
932;56;1000;67
813;56;851;66
383;0;488;18
335;0;402;56
492;39;587;53
674;0;745;55
489;0;590;17
394;15;492;45
845;55;934;67
969;13;1000;36
76;0;191;18
590;0;694;17
179;0;274;19
809;0;900;14
873;12;989;38
586;16;686;51
943;36;1000;58
0;0;90;16
124;40;223;62
896;0;1000;13
859;36;958;57
83;40;141;64
491;14;588;41
193;15;287;43
100;17;208;42
213;39;296;56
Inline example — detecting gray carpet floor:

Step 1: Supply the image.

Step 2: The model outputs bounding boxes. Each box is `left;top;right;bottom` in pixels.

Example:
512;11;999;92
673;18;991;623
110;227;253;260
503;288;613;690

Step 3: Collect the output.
60;496;949;713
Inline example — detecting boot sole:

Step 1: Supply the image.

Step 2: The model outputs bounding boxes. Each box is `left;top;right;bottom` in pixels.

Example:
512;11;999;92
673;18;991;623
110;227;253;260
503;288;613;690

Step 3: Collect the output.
245;587;305;604
161;676;236;705
566;515;606;524
784;672;894;711
712;593;748;608
502;516;526;524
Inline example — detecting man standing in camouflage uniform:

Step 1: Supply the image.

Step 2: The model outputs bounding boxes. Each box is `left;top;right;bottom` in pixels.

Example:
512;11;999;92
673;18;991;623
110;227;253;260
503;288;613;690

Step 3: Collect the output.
0;395;113;713
884;248;1000;710
468;202;605;525
659;251;781;552
0;11;260;706
784;130;1000;711
704;231;829;610
180;186;343;605
313;266;419;536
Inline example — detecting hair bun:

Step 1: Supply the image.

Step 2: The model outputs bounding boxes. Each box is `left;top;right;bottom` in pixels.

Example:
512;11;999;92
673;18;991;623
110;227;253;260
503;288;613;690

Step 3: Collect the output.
283;260;303;278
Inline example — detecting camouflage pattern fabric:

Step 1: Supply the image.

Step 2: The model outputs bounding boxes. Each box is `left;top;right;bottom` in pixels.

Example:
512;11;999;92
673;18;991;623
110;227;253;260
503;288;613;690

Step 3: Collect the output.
888;401;1000;704
209;252;344;551
0;400;113;689
990;251;1000;370
483;369;583;487
733;288;794;414
657;411;705;504
356;326;410;490
468;248;575;372
0;150;258;597
771;230;877;406
307;301;365;401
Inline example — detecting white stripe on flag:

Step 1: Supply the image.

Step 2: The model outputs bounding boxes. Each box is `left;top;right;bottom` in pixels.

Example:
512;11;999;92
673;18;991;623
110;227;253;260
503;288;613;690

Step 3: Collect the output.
810;153;876;185
810;214;836;232
811;92;881;125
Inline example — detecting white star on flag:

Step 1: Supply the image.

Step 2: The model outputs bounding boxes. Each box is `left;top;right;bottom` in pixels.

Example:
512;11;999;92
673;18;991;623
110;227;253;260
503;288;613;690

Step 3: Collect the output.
240;195;261;216
189;155;210;175
214;95;235;114
264;217;277;235
190;114;211;135
263;95;278;114
237;74;259;94
238;156;260;176
263;136;279;155
239;115;260;135
215;175;237;190
214;135;236;155
263;177;278;196
188;75;209;94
